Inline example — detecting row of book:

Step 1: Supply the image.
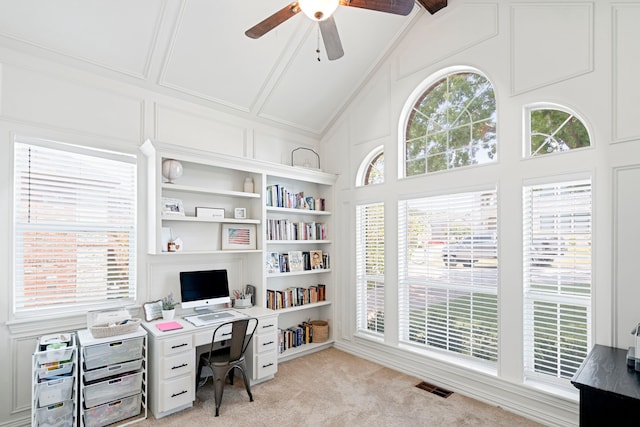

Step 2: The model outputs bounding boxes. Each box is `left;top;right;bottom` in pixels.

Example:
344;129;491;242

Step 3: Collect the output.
266;284;326;310
279;322;315;352
266;219;327;241
266;184;325;211
266;250;330;273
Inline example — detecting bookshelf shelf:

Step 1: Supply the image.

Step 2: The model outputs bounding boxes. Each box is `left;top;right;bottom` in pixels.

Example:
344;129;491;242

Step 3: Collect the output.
269;300;331;314
266;239;332;245
266;269;331;278
278;341;334;362
162;216;260;224
266;206;332;216
162;183;260;198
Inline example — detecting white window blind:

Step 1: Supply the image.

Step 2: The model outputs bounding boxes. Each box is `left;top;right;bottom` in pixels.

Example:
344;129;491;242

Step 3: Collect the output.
398;189;498;363
356;203;385;335
13;139;137;316
523;178;591;383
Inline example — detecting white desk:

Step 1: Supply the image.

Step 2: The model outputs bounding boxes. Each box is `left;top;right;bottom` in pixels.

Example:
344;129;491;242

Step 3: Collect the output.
142;307;278;419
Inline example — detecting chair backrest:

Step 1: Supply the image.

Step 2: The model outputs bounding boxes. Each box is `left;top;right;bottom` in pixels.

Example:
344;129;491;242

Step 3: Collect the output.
208;317;258;362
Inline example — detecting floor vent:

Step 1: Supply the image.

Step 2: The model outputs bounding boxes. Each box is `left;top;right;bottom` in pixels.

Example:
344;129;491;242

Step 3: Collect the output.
415;381;453;398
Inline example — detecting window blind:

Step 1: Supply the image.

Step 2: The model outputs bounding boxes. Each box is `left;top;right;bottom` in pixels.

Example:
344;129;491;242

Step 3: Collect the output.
13;139;137;315
523;178;591;383
398;189;498;363
356;203;385;335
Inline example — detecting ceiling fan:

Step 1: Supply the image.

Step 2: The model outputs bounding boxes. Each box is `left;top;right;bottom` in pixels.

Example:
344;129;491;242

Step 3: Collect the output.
245;0;448;61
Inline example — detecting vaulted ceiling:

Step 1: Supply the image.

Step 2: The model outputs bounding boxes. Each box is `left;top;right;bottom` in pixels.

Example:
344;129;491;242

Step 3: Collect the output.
0;0;446;136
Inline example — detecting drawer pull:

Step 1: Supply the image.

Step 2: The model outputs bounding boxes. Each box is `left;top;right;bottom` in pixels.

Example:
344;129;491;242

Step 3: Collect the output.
262;324;274;329
171;390;188;398
171;343;188;349
172;363;188;370
263;341;274;346
221;332;231;338
262;362;274;368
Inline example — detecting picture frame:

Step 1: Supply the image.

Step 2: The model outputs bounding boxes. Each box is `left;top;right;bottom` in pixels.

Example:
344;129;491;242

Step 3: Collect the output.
161;197;185;217
143;300;163;322
234;207;247;219
222;223;256;250
196;207;225;220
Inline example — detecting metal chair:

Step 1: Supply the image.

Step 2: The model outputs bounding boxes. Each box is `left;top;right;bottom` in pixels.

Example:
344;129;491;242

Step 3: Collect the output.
196;317;258;416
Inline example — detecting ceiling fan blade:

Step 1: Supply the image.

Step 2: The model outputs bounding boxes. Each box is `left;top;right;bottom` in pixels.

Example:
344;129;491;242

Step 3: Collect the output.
319;16;344;61
245;1;301;39
339;0;415;16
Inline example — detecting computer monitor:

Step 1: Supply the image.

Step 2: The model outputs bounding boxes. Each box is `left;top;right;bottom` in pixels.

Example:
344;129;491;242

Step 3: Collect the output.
179;269;231;312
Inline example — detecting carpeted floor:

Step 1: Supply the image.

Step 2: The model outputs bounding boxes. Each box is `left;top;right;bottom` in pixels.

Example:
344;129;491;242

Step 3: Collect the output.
138;347;542;426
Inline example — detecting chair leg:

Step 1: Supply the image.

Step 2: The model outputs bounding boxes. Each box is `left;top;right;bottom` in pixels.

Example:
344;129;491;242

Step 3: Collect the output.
237;361;254;402
213;373;225;417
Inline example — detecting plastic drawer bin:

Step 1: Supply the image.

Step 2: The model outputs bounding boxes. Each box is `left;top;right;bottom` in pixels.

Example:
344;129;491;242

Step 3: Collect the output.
36;376;74;407
36;399;74;427
83;371;142;408
84;359;142;383
34;335;76;366
83;337;143;370
83;393;141;427
36;361;74;381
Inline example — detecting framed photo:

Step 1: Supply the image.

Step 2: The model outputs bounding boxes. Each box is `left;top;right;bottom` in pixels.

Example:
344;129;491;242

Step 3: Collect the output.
222;223;256;250
234;207;247;219
196;207;225;220
162;197;185;217
310;250;324;269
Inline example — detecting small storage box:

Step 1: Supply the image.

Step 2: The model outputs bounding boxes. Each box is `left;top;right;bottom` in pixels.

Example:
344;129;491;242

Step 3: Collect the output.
36;399;74;427
84;359;142;383
83;393;141;427
37;376;74;407
35;361;74;381
34;335;76;366
83;371;142;408
83;337;143;370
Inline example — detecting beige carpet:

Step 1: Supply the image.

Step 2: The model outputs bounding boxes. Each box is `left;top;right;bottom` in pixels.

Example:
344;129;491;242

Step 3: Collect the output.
138;347;542;426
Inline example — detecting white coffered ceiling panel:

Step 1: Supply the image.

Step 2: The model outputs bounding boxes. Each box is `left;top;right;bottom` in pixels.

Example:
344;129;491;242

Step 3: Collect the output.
258;6;416;133
0;0;163;78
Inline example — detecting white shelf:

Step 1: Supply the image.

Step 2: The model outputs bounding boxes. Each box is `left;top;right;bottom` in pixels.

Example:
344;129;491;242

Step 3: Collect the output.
266;206;331;215
162;216;260;224
278;341;334;362
266;239;331;245
269;300;331;314
266;269;331;278
162;183;260;198
154;249;263;256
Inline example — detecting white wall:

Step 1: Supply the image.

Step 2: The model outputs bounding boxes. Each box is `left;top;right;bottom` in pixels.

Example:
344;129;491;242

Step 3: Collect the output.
0;46;320;426
323;1;640;426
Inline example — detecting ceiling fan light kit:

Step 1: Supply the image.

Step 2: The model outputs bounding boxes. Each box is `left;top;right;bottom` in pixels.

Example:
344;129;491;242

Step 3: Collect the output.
298;0;340;21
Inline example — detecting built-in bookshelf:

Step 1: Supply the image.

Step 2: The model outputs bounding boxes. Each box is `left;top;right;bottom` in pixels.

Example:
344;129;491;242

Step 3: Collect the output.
265;173;335;361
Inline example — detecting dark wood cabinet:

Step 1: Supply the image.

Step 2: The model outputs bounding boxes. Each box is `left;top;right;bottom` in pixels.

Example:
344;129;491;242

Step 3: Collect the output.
571;345;640;426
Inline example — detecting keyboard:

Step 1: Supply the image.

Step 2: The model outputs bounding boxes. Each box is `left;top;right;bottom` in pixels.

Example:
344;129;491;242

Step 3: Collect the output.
184;311;237;327
198;312;233;322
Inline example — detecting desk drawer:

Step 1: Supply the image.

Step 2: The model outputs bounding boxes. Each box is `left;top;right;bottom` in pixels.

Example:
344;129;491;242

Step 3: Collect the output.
161;350;195;380
161;335;193;356
255;352;277;379
257;316;277;335
158;375;194;413
255;332;277;354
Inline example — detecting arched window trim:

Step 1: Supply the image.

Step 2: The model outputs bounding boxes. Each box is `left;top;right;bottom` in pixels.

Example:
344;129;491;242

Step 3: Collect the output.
523;102;594;158
398;65;496;179
356;145;384;187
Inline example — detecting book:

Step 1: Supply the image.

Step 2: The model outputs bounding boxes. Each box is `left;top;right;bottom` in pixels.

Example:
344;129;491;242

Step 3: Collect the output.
310;250;323;269
266;251;280;273
288;251;304;272
156;321;183;332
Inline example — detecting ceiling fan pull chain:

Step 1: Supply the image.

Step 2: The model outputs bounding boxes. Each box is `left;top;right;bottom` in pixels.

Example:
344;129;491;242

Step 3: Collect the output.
316;25;321;62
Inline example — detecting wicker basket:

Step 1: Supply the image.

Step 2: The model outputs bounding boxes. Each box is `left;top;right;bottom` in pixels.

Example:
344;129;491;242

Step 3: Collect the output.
311;320;329;343
89;318;141;338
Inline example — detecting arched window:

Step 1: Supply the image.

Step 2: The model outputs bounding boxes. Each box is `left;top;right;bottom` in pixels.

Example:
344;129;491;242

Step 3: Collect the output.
525;104;591;157
402;69;497;177
356;146;384;186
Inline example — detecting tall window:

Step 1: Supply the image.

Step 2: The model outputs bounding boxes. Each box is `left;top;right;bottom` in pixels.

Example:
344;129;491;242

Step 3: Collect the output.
13;137;137;316
398;189;498;363
526;105;591;157
357;146;384;187
356;203;385;335
403;70;497;177
523;178;592;384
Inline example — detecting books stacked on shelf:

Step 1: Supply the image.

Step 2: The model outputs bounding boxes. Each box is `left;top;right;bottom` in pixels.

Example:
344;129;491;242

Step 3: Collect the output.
266;250;330;273
266;219;327;240
278;321;315;353
266;184;325;211
266;284;326;310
